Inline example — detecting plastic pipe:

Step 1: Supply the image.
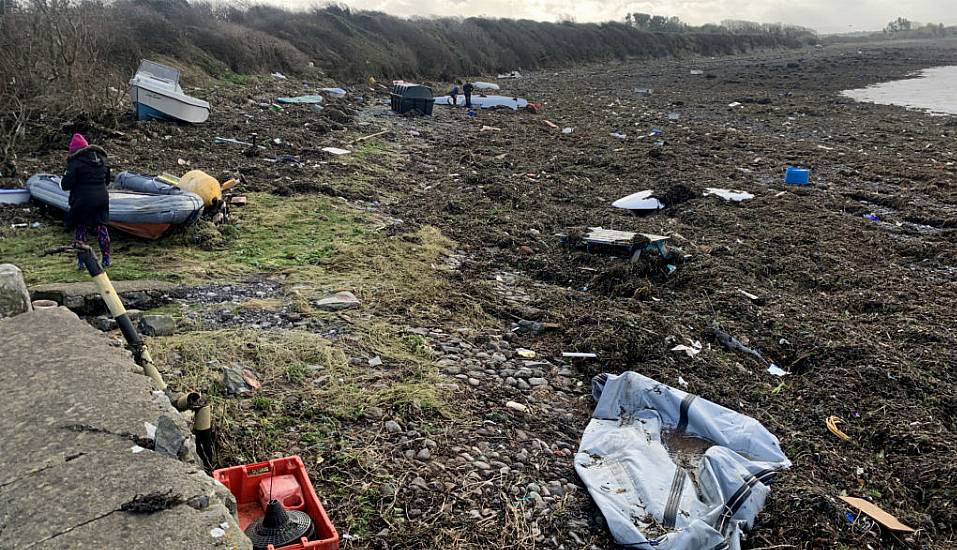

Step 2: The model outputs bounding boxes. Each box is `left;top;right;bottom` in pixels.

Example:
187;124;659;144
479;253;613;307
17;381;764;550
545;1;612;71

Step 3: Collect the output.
193;404;214;469
75;243;215;469
172;391;203;411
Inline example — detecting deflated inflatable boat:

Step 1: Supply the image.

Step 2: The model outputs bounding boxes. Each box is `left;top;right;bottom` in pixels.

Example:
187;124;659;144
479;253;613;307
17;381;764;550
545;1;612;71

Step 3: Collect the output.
575;372;791;550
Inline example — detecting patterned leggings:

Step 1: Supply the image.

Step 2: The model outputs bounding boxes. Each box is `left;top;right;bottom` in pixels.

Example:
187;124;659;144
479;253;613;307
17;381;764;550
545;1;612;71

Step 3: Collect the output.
75;224;111;262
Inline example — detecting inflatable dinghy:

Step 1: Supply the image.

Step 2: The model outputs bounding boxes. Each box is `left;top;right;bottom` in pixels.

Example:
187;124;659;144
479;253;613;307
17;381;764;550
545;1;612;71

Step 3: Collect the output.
26;173;203;239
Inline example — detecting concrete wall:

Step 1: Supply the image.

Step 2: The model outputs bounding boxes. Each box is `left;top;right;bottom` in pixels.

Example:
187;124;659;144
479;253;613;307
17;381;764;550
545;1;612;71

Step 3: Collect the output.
0;307;251;549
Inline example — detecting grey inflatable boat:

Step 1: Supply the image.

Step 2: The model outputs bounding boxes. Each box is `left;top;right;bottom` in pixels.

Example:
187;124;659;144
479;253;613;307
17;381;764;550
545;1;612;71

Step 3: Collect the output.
26;173;204;238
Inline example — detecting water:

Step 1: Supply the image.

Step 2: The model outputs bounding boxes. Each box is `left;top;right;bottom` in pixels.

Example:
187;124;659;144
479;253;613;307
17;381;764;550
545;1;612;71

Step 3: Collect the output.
842;66;957;115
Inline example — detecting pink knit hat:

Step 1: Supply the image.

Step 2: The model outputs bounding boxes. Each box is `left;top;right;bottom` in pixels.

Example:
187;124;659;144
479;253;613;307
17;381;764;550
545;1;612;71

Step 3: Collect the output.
68;133;89;154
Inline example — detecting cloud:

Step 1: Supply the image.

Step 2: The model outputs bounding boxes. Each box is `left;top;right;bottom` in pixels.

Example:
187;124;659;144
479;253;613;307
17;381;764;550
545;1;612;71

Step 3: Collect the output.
283;0;955;33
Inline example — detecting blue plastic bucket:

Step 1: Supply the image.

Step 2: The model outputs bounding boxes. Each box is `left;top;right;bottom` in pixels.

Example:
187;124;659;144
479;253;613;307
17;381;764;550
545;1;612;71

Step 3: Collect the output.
785;167;810;185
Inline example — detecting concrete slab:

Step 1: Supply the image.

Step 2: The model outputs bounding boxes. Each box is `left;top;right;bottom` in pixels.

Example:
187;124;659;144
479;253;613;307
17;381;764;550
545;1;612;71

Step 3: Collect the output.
0;307;251;549
29;280;178;315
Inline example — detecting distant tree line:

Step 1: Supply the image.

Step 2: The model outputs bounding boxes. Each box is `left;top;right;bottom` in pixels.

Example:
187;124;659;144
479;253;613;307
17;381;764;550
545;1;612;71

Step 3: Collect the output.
624;12;817;41
884;17;952;35
625;13;687;32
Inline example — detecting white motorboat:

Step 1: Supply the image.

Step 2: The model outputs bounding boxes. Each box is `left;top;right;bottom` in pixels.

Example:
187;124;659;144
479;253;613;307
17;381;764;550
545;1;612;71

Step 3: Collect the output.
128;60;210;123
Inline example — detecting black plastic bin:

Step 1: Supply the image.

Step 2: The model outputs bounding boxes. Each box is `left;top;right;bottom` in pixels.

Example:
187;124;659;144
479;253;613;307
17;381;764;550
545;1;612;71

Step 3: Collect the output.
390;83;434;115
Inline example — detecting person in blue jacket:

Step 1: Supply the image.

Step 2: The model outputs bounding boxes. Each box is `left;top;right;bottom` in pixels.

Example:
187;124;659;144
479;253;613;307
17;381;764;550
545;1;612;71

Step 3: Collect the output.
449;83;460;107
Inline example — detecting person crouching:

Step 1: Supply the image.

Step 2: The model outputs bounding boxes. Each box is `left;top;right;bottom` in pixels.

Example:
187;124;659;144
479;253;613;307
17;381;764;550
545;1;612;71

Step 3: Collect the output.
62;133;112;268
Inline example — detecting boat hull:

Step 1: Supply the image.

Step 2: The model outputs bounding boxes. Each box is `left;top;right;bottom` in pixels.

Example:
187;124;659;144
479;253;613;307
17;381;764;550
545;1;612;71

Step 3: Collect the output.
129;80;210;123
0;188;30;204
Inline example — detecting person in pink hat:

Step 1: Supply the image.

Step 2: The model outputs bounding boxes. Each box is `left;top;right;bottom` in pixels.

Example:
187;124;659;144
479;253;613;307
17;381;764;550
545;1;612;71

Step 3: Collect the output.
62;133;112;267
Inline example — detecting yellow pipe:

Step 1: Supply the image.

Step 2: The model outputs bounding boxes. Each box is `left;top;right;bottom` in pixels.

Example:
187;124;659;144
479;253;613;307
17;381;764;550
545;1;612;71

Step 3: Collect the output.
172;392;203;411
194;405;212;431
137;346;167;391
92;273;126;316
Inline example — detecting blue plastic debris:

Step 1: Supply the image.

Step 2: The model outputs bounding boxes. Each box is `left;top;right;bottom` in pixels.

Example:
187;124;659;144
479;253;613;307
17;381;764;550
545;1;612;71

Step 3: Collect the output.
845;511;857;523
785;166;810;185
863;213;880;222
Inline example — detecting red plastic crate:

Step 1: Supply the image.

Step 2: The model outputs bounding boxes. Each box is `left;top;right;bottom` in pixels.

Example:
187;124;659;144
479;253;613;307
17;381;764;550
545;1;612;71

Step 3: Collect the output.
213;456;340;550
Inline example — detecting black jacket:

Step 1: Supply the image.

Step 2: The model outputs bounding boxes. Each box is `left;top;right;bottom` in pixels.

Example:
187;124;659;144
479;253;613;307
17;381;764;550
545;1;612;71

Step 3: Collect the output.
463;83;474;95
61;145;110;228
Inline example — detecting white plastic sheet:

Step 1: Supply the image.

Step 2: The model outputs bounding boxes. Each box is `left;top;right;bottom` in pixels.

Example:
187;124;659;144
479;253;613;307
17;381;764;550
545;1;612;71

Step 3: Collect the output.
704;188;754;202
575;372;791;550
433;95;528;110
613;190;664;211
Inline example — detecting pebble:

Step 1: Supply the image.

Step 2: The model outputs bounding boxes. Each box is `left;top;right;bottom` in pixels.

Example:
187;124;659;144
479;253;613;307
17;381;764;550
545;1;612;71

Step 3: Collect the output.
468;377;481;386
411;476;429;491
384;420;403;433
506;401;528;413
416;448;432;461
363;406;384;420
528;377;547;386
473;461;491;470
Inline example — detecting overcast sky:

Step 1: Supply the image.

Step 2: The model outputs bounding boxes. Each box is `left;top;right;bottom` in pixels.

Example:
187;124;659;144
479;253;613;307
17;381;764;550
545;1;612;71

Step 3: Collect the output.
320;0;954;34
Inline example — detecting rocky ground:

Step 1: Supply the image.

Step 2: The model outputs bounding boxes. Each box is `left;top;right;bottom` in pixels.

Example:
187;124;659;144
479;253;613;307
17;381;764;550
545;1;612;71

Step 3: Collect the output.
2;38;956;549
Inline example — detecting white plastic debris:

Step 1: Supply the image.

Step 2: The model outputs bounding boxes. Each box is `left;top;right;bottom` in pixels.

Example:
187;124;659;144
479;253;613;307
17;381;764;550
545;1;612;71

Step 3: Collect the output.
677;376;689;387
610;132;627;140
704;188;754;202
144;421;157;440
738;289;761;301
728;101;743;108
563;352;598;358
612;190;664;211
210;527;226;538
767;364;788;376
321;147;351;155
690;69;704;75
271;72;287;80
473;81;500;90
131;445;146;453
671;341;702;358
562;127;574;134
